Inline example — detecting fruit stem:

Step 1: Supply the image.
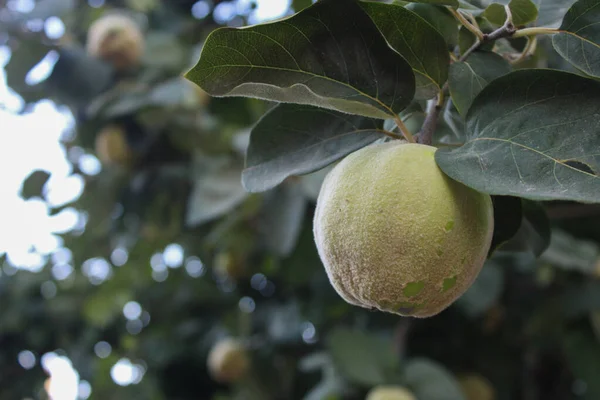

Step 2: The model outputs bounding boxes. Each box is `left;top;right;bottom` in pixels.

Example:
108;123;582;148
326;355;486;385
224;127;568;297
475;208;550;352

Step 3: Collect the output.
393;115;416;143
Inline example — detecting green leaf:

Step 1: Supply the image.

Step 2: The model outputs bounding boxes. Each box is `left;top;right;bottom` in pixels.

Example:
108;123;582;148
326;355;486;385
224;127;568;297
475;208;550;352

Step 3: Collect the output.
552;0;600;79
4;39;51;104
404;358;466;400
488;196;523;256
456;261;504;317
406;3;459;46
327;328;399;386
258;182;308;257
483;0;539;26
541;229;599;275
361;2;450;100
300;165;335;201
185;0;415;119
562;281;600;318
185;156;249;227
448;51;512;117
242;104;385;192
436;69;600;203
46;47;114;107
404;0;459;7
19;170;51;200
457;0;485;16
499;200;551;256
536;0;577;28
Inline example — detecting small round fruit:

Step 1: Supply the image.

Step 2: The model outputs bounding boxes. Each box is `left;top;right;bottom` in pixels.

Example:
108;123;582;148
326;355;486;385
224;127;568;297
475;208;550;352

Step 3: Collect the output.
459;375;495;400
207;338;249;383
87;14;144;70
366;385;416;400
95;124;133;166
313;142;494;318
213;252;246;280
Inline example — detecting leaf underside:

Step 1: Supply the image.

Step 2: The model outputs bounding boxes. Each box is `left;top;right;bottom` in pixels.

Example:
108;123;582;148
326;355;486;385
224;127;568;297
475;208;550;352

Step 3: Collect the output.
185;0;415;119
242;104;384;192
361;1;450;100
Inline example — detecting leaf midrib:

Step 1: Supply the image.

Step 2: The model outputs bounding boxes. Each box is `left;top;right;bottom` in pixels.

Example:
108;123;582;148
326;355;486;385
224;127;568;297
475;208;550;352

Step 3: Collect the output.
471;137;599;179
199;61;397;112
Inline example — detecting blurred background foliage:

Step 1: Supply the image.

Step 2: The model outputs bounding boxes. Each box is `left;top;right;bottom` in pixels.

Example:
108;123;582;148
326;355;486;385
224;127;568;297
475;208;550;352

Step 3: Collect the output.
1;0;600;399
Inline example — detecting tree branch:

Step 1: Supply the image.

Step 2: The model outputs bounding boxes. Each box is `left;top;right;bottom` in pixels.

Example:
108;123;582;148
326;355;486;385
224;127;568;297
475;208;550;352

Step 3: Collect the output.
422;7;518;144
417;95;442;145
459;9;517;61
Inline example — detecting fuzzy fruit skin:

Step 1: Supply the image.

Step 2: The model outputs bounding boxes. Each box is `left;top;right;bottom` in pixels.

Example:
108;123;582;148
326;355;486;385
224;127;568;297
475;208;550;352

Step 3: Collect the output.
366;385;416;400
207;338;249;383
87;14;144;70
95;125;133;166
313;142;494;318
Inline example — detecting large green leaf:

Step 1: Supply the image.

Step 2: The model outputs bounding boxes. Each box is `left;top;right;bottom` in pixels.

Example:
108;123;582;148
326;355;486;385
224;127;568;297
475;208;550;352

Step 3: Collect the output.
242;104;384;192
185;0;415;119
327;329;399;386
436;69;600;203
258;182;308;257
361;2;450;100
541;229;599;275
406;3;460;46
488;196;523;256
552;0;600;79
404;358;466;400
499;200;551;256
185;156;249;227
448;51;512;117
456;261;504;317
3;39;50;104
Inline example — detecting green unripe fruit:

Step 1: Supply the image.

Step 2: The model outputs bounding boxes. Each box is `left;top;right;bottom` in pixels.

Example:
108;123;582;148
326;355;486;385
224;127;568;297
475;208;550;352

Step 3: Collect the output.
87;14;144;71
95;124;133;166
313;142;494;318
459;375;496;400
213;251;247;280
366;385;416;400
207;338;250;383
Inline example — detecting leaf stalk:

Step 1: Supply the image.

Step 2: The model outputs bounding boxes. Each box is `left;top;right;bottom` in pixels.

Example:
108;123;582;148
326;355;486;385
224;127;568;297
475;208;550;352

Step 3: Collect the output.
512;27;560;38
393;115;416;143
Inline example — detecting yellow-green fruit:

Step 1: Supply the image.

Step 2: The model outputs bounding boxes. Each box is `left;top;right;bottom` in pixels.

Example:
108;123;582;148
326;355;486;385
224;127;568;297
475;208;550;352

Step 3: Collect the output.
87;14;144;70
313;142;494;318
207;338;249;383
366;385;416;400
95;125;133;166
459;375;495;400
213;252;246;280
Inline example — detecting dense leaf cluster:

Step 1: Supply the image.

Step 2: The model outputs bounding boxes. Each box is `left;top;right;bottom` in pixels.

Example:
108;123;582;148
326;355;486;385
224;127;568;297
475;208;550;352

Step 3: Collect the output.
1;0;600;399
